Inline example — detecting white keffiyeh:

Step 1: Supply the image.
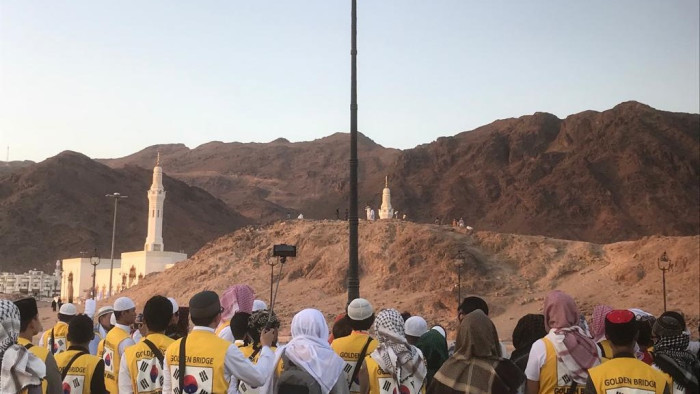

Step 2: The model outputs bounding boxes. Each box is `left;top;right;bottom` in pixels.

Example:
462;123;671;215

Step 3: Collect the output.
0;300;45;393
370;309;426;386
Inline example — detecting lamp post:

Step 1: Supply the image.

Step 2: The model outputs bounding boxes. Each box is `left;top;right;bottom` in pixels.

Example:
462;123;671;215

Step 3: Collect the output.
106;192;127;297
454;251;465;305
347;0;360;304
657;251;671;312
90;248;99;299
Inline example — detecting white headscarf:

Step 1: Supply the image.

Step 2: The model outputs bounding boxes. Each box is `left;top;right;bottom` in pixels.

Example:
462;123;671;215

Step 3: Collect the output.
0;300;45;393
274;309;345;394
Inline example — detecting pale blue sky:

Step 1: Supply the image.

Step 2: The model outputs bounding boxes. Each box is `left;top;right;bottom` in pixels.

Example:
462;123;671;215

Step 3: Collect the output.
1;1;698;162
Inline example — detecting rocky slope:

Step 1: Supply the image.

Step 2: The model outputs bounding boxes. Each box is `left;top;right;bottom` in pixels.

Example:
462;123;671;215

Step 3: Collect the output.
0;151;249;273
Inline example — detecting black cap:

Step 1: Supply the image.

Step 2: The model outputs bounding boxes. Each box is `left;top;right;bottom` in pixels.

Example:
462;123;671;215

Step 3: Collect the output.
653;311;685;338
14;298;38;322
189;291;221;319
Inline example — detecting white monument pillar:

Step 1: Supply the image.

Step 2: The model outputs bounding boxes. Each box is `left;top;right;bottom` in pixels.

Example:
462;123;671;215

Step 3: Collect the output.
144;153;166;251
379;176;394;220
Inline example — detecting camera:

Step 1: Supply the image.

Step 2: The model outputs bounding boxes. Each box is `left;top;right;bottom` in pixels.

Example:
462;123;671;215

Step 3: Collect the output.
272;244;297;258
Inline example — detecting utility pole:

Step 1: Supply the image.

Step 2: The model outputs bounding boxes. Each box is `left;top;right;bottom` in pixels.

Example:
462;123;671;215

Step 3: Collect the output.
106;193;127;297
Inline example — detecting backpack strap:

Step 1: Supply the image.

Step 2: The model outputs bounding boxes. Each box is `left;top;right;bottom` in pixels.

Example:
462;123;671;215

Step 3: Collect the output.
142;338;164;368
566;381;578;394
178;335;187;392
50;328;56;354
61;351;87;381
249;345;262;362
349;336;373;389
24;343;33;350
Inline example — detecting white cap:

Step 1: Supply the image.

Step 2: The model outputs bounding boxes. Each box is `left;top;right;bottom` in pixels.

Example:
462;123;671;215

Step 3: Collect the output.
252;300;267;312
110;313;117;326
113;297;136;312
59;303;77;316
347;298;373;321
168;297;179;314
405;316;428;337
431;325;446;338
84;299;96;318
96;306;113;318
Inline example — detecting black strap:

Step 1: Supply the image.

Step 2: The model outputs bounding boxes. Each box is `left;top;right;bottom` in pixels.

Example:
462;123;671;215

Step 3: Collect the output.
248;345;262;362
24;343;33;350
178;335;187;393
567;381;578;394
61;351;87;381
50;328;56;354
349;337;373;389
142;339;164;368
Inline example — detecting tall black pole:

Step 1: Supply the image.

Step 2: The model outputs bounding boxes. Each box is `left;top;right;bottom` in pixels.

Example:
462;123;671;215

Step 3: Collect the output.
347;0;360;303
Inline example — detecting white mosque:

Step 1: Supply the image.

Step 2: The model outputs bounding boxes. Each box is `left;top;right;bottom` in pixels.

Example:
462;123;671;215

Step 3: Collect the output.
60;156;187;302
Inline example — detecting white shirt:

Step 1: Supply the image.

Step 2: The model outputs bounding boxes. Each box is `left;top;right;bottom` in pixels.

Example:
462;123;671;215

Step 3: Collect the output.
524;339;547;381
162;326;275;394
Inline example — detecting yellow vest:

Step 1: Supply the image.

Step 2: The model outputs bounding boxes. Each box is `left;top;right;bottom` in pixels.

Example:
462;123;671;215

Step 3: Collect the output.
365;355;425;394
18;337;49;394
165;329;230;394
237;345;279;393
55;348;102;394
103;326;131;394
538;337;585;394
588;356;670;394
124;333;175;394
331;331;378;393
597;339;613;363
41;321;70;355
215;321;227;336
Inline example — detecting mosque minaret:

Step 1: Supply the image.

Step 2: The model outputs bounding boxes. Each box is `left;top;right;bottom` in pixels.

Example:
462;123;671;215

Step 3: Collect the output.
379;175;394;219
144;153;166;252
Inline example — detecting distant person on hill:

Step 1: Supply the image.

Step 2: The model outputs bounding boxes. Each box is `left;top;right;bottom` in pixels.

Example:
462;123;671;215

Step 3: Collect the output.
584;309;671;394
429;310;523;394
359;308;426;394
510;314;547;372
457;296;509;357
525;290;599;394
15;297;62;393
40;302;77;355
332;298;378;393
55;314;107;394
651;311;699;393
336;208;340;219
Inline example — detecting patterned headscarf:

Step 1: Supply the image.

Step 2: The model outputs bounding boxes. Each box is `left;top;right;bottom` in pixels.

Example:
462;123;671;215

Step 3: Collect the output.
371;308;427;386
248;309;280;342
0;300;45;392
220;284;255;320
590;305;613;342
653;312;699;391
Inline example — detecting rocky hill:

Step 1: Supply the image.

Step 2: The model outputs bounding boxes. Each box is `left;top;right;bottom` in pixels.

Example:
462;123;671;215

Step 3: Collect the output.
101;102;699;243
0;151;249;273
106;220;700;339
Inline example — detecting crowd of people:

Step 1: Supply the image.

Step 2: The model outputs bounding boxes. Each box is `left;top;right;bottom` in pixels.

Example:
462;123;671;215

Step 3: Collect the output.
0;287;698;393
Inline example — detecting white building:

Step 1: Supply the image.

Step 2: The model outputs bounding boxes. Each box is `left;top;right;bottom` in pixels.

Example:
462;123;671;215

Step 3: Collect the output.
0;262;61;299
60;155;187;302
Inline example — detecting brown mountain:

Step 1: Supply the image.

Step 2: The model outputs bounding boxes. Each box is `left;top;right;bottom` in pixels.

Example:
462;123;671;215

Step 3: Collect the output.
102;101;699;244
0;151;249;273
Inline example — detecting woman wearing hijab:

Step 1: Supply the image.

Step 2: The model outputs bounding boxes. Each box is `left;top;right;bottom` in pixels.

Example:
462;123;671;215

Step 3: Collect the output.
428;310;523;394
510;314;546;373
651;311;699;393
0;299;46;394
525;290;599;394
266;308;348;394
416;326;449;387
359;308;427;394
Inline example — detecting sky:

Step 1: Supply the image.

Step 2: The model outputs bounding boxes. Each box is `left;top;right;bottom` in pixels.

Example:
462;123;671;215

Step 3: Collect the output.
1;1;698;162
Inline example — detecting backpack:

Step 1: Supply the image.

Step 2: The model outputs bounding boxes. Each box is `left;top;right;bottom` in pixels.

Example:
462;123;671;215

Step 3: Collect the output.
277;352;322;394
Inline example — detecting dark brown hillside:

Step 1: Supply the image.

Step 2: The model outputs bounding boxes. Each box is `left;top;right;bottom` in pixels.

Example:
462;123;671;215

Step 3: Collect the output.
389;102;699;242
0;151;249;273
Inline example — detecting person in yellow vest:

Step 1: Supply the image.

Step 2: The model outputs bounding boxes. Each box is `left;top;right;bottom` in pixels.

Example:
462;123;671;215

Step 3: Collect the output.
162;290;277;394
119;295;174;394
0;299;46;394
103;296;137;394
359;308;427;394
55;314;107;394
585;309;671;394
39;302;77;355
332;298;378;393
89;306;114;356
14;297;62;394
237;308;281;393
650;311;699;394
525;290;600;394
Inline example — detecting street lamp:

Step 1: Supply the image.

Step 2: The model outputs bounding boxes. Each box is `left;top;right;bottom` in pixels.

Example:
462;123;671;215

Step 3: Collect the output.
90;248;100;299
454;251;465;305
106;192;127;297
347;0;360;304
657;251;671;312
